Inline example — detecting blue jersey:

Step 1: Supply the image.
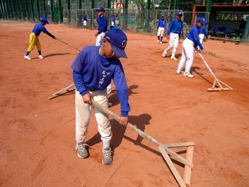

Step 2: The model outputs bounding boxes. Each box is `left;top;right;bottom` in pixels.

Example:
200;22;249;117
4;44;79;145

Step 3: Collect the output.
97;16;107;34
71;46;130;116
167;19;183;38
199;25;208;38
112;17;115;22
187;25;203;50
83;16;87;21
157;19;166;29
32;22;49;36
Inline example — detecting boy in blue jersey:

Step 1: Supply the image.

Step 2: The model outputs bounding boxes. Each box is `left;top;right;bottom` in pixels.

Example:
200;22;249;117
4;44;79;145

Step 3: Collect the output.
157;15;167;44
162;11;183;60
71;29;130;165
95;7;107;46
198;21;208;50
112;14;116;26
83;15;88;29
24;17;56;60
176;17;206;78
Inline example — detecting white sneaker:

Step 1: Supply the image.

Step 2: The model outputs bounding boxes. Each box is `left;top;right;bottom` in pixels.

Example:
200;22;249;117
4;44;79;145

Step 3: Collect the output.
157;40;160;44
162;52;167;58
171;56;177;60
176;70;184;74
160;41;162;44
24;55;31;60
38;55;44;59
183;72;194;78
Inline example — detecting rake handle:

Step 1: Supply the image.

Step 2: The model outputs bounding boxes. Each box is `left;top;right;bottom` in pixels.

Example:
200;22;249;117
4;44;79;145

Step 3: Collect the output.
56;38;81;51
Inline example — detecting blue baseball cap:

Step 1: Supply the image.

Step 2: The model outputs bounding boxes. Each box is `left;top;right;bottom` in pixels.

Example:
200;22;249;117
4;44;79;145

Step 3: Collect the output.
176;11;182;16
161;14;165;17
196;17;207;24
104;29;128;58
108;25;120;31
96;7;105;12
41;17;49;24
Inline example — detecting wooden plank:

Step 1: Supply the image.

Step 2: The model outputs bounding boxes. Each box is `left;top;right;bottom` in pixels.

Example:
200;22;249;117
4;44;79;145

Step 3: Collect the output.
207;88;231;92
164;142;195;148
48;84;75;100
183;146;194;187
159;146;186;187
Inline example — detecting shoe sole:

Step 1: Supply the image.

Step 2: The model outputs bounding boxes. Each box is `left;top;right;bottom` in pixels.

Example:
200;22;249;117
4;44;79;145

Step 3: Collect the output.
102;159;112;165
183;74;194;78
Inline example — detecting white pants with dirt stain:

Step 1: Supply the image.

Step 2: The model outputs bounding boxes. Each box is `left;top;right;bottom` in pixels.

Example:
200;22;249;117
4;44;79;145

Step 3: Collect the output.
177;38;194;73
96;32;106;46
75;89;111;144
164;32;179;58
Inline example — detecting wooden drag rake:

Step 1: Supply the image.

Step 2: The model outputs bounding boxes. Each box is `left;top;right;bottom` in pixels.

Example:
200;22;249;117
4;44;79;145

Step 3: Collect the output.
197;51;233;92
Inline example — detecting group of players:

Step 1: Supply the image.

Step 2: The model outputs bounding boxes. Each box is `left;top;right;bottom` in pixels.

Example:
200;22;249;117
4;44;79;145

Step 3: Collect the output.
157;11;208;78
23;7;208;166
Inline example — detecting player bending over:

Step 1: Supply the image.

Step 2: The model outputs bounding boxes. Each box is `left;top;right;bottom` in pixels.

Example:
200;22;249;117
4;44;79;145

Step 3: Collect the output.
176;17;206;78
24;17;56;60
71;29;130;165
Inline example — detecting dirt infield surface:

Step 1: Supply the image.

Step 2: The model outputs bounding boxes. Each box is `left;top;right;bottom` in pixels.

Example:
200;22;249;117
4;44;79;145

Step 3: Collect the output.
0;20;249;187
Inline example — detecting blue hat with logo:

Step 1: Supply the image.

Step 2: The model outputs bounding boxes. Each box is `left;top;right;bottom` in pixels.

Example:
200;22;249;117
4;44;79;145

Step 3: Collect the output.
161;14;165;17
196;17;207;24
96;7;105;12
41;17;49;24
176;11;182;16
104;29;128;58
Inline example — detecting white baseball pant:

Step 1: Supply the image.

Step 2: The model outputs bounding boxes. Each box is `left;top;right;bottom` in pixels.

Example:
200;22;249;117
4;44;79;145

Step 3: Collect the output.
75;89;112;144
177;38;194;73
157;27;165;37
96;32;106;46
111;21;115;26
164;32;179;58
197;34;204;50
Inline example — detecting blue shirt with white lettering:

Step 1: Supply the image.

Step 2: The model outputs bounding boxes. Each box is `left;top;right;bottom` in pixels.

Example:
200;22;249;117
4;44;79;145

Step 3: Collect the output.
97;16;107;34
167;19;183;38
71;46;130;116
187;25;203;50
157;19;166;29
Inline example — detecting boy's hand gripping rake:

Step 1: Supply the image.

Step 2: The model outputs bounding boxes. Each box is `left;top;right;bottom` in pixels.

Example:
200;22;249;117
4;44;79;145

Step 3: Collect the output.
92;99;195;187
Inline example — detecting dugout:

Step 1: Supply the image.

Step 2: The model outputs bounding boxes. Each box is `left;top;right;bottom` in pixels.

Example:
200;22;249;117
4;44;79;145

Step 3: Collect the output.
191;4;249;39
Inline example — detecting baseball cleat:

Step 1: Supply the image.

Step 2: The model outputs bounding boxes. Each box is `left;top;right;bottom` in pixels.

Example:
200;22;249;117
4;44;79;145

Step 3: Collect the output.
24;55;32;60
183;72;194;78
162;52;167;58
102;147;113;165
170;56;177;60
176;70;184;74
38;55;44;59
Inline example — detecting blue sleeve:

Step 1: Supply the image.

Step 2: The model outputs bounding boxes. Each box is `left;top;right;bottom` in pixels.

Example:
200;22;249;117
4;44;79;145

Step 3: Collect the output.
98;17;107;34
179;22;183;38
117;89;130;117
41;25;48;33
73;71;88;96
193;31;204;50
164;20;167;29
167;20;173;35
157;20;160;29
71;49;88;95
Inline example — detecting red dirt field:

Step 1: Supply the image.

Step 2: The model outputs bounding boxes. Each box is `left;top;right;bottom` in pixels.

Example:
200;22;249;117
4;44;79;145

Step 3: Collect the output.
0;20;249;187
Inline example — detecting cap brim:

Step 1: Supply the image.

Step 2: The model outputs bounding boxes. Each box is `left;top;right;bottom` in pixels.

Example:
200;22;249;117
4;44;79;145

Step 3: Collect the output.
46;21;49;24
110;43;127;58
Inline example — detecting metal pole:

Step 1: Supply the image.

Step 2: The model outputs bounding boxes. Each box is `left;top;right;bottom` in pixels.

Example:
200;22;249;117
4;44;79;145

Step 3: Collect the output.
31;0;34;21
20;0;25;20
173;0;179;10
58;0;62;23
51;0;54;22
205;0;212;20
241;16;249;45
36;0;40;21
67;0;71;25
78;0;82;27
0;1;3;19
43;0;46;17
144;0;151;32
91;0;94;29
16;0;20;20
10;0;14;20
25;0;29;21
